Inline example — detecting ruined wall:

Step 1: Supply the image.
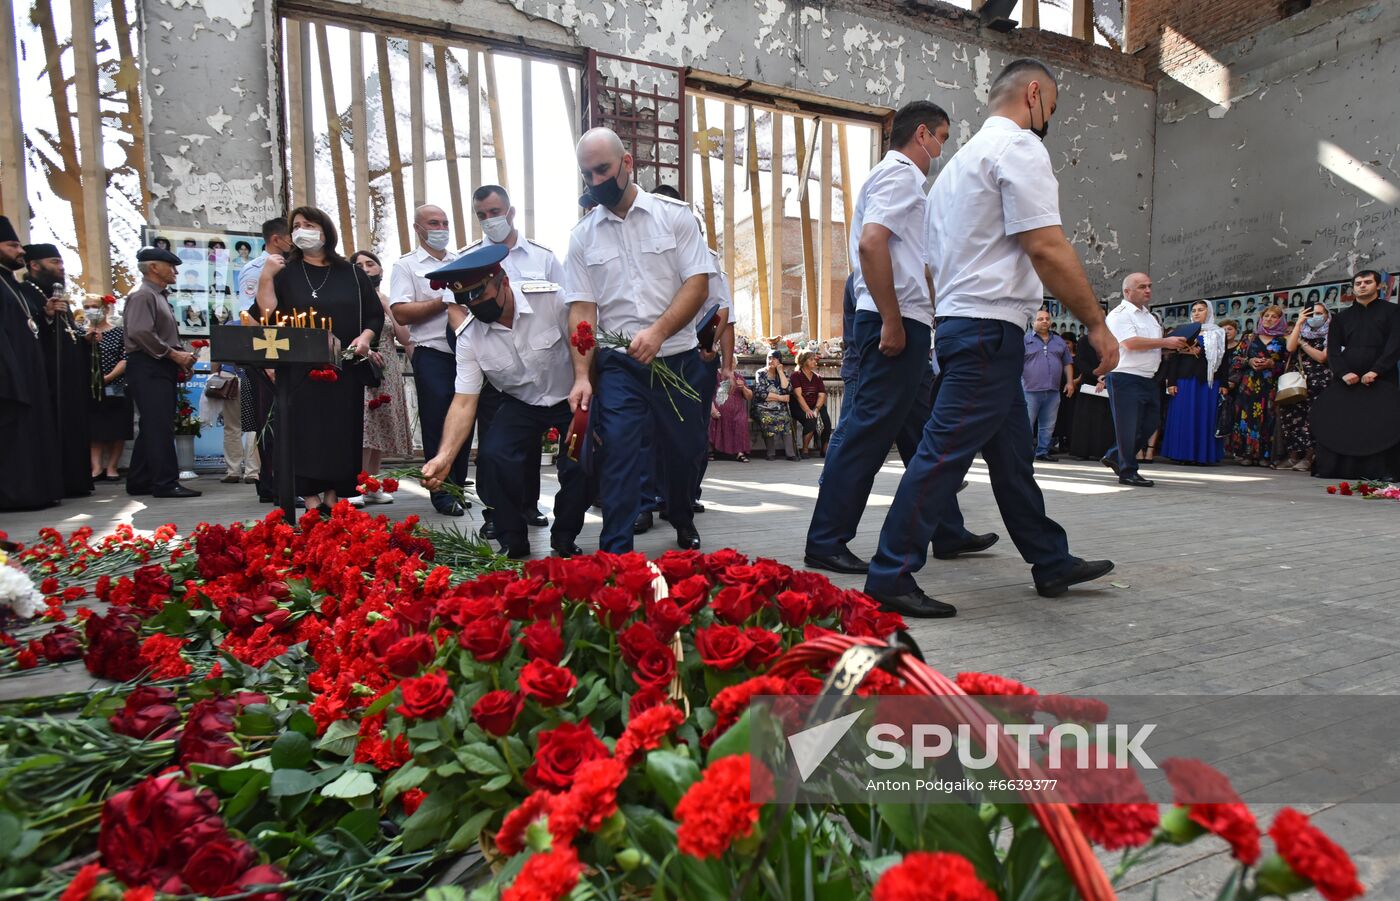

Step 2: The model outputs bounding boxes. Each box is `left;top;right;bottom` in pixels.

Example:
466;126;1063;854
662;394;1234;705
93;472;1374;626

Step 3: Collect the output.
139;0;281;230
1126;0;1291;75
1150;0;1400;302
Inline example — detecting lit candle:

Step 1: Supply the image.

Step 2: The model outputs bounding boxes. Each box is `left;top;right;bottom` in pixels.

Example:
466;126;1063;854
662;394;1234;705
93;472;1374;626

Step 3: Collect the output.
310;308;317;328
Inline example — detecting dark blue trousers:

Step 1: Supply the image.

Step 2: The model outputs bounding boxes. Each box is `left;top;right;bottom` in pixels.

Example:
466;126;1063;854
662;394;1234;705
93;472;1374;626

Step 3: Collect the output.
639;352;717;512
807;313;968;557
597;349;705;552
413;347;472;507
692;353;722;500
477;382;542;520
1104;372;1160;479
865;318;1074;596
480;395;585;549
126;354;180;494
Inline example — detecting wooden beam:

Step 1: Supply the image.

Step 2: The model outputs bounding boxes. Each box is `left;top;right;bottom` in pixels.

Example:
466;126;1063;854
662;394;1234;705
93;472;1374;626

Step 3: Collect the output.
483;52;509;193
837;123;854;230
315;24;354;251
746;106;770;339
793;119;818;339
558;64;580;144
350;33;371;251
109;0;147;219
434;44;467;248
375;35;410;251
296;22;316;206
769;111;783;336
284;23;308;207
33;0;83;250
408;40;426;208
0;0;27;237
693;99;716;252
467;49;483;242
819;120;833;341
521;59;534;239
69;0;109;293
1022;0;1040;29
1071;0;1093;40
722;103;735;298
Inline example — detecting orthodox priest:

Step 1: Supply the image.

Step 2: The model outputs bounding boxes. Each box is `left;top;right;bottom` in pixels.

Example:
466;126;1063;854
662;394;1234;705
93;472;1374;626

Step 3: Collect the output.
22;243;93;497
0;216;62;511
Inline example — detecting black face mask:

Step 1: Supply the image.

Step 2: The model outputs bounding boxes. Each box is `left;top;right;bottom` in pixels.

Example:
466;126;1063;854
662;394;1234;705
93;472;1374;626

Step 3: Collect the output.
468;293;505;324
587;167;630;209
367;273;382;288
1030;93;1050;141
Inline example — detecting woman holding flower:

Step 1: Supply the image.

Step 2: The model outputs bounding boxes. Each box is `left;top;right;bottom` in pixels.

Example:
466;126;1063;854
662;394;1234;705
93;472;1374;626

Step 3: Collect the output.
350;250;412;503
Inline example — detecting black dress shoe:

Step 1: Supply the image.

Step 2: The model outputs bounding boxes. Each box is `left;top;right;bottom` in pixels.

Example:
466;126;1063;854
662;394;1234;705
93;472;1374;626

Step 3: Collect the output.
1035;453;1059;462
804;549;869;575
675;526;701;550
151;485;202;498
1035;559;1115;598
551;541;582;559
480;520;499;540
932;532;1000;560
126;486;151;496
866;587;957;619
691;502;705;513
633;511;654;534
316;503;333;517
1119;474;1154;487
958;480;968;492
528;512;549;527
502;540;531;560
434;500;466;517
1100;455;1120;476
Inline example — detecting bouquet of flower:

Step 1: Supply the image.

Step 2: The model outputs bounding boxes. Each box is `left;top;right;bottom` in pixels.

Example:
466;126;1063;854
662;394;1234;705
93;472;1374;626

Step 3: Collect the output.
542;427;561;456
0;546;46;626
174;382;202;436
571;320;700;419
1326;480;1400;500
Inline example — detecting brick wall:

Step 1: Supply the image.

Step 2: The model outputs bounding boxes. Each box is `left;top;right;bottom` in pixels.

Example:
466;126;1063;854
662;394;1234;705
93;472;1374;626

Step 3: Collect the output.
1127;0;1293;74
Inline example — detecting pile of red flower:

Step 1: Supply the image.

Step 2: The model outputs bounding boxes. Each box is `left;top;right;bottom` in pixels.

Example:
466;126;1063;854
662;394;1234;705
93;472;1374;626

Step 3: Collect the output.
1325;480;1400;500
367;392;392;411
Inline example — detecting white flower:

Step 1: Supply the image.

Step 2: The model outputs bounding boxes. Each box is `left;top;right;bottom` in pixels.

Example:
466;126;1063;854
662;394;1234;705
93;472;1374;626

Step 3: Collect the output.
0;565;46;619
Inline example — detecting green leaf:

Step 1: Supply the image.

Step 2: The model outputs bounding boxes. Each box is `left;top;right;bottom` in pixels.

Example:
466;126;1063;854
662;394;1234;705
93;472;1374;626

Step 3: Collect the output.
236;711;278;737
401;790;454;852
321;769;377;799
457;742;508;776
575;676;611;719
363;691;396;718
446;807;496;853
858;854;902;884
645;750;701;810
223;770;271;824
921;804;1000;887
481;773;512;792
0;812;20;858
269;731;314;769
706;709;752;763
268;768;318;798
336;808;381;844
381;763;427;803
287;709;318;738
317;719;360;757
424;888;469;901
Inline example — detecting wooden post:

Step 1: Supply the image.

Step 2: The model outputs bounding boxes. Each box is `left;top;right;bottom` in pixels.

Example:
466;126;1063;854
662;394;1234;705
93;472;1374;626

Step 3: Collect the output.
818;120;833;340
746;106;770;338
793;119;818;340
0;0;27;236
722;103;736;295
522;60;535;239
1022;0;1040;29
315;24;354;251
434;45;467;247
694;99;717;252
558;64;580;144
408;41;426;208
69;0;110;293
1071;0;1093;40
33;0;83;249
284;23;309;207
350;33;371;251
837;123;854;231
375;36;410;252
483;53;509;193
468;49;483;242
769;111;783;335
297;22;316;206
109;0;147;218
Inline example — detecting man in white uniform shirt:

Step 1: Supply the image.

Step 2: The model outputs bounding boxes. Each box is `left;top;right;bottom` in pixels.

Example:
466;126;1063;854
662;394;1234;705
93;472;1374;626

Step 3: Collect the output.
805;101;993;592
420;244;584;559
389;204;467;516
865;59;1120;614
564;127;716;553
1102;273;1186;487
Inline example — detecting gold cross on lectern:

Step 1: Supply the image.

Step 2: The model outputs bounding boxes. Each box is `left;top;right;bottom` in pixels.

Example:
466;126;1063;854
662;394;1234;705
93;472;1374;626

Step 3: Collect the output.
252;328;290;359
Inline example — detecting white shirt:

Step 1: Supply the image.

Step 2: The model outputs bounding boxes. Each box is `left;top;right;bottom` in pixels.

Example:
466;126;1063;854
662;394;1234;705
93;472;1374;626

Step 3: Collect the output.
237;251;268;313
389;245;460;354
564;190;716;357
850;150;933;328
696;249;732;325
1105;300;1164;378
926;116;1062;328
462;235;566;287
452;282;573;407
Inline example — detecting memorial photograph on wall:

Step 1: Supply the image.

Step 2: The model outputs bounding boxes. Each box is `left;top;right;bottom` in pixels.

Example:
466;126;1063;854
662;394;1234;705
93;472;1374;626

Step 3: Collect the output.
140;226;264;337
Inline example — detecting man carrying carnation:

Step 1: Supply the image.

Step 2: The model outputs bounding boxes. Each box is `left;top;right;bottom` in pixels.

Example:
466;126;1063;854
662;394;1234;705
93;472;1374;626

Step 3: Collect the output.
421;243;585;559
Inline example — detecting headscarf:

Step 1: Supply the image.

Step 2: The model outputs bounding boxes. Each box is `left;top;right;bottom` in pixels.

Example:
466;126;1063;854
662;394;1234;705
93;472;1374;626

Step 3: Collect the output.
1301;304;1330;342
1255;307;1289;338
1198;305;1226;386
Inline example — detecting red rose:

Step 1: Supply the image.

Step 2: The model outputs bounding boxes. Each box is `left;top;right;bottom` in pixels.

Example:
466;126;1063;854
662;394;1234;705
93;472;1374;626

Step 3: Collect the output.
743;627;782;669
628;685;669;718
590;585;640;630
695;624;753;671
773;590;813;627
668;575;712;614
555;557;609;600
180;837;257;895
179;696;240;766
711;584;765;625
459;616;513;663
632;643;677;690
235;864;287;901
110;685;181;740
518;659;577;708
525;721;609;791
382;633;435;677
99;775;222;887
40;625;83;662
472;690;524;737
520;621;565;664
84;608;143;681
397;670;454;721
645;598;690;641
618;621;663;665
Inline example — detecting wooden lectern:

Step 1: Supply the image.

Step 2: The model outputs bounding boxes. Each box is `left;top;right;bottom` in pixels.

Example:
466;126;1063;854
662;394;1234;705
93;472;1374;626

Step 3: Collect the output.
210;325;341;523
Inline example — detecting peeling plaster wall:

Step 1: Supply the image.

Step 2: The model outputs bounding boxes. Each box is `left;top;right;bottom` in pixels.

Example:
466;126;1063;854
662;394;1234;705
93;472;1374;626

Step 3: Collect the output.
1151;0;1400;301
139;0;281;230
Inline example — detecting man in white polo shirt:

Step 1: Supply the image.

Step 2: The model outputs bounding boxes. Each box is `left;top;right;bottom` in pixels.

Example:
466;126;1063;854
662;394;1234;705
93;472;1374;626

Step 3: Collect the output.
1102;272;1187;487
864;59;1120;615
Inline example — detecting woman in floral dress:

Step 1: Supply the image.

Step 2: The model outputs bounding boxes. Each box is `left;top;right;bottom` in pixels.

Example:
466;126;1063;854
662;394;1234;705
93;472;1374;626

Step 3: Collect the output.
1279;301;1333;472
1228;304;1289;465
752;350;797;461
351;251;413;503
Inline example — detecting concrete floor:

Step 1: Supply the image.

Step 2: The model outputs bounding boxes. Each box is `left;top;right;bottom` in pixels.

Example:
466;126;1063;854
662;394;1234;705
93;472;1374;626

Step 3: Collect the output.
4;454;1398;898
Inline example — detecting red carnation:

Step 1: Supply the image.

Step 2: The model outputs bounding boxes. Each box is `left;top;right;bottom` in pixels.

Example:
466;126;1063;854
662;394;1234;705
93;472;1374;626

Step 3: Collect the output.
495;791;556;856
502;843;581;901
704;675;789;747
675;754;771;859
955;671;1038;697
472;690;524;737
1037;694;1109;724
525;721;609;792
871;851;997;901
1162;758;1261;865
549;757;628;841
518;659;578;708
695;624;753;671
1048;756;1159;851
1268;807;1364;901
382;477;400;492
397;670;454;721
59;862;106;901
615;703;686;766
570;320;596;355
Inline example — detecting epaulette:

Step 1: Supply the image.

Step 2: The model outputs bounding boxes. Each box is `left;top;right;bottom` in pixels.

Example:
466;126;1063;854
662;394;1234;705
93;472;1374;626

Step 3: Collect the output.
652;193;689;207
570;208;600;232
526;238;556;254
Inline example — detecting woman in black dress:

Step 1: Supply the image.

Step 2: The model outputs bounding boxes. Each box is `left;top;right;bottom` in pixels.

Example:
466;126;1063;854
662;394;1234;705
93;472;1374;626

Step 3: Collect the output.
255;206;383;513
1067;334;1114;460
83;295;132;480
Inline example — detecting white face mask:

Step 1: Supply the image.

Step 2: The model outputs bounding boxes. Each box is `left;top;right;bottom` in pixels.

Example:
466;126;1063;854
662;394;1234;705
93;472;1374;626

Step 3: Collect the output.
84;307;105;322
292;228;324;251
424;229;451;251
481;216;512;244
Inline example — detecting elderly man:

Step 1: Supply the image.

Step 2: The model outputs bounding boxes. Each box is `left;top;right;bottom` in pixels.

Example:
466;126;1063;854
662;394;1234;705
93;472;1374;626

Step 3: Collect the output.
1102;273;1186;487
1023;308;1075;462
864;58;1119;615
124;246;201;498
390;203;469;516
564;127;716;553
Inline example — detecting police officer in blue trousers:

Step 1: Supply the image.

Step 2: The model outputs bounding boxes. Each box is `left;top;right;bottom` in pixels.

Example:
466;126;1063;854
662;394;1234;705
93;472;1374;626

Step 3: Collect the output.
864;59;1118;617
564;127;716;553
805;101;994;588
420;243;584;559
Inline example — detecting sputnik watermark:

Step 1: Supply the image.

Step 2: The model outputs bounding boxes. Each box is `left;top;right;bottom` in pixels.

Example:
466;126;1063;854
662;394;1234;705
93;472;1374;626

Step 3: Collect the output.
864;722;1157;772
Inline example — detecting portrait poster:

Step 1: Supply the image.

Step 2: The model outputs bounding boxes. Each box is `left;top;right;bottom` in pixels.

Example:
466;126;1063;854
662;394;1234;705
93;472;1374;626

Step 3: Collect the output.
141;225;264;337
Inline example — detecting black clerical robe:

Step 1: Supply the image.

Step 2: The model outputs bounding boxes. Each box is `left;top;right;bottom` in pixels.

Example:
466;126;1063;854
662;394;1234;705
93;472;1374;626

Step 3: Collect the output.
0;270;62;510
21;279;93;496
1312;299;1400;479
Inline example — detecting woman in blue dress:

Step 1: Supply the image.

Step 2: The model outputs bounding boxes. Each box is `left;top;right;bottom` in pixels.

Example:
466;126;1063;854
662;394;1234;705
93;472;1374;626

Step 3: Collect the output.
1162;300;1229;464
